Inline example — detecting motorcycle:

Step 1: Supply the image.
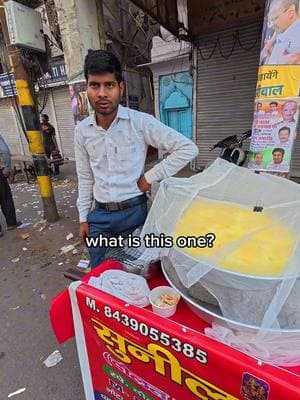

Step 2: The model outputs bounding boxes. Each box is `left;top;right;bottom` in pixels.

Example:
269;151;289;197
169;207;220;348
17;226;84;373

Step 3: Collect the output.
210;129;252;166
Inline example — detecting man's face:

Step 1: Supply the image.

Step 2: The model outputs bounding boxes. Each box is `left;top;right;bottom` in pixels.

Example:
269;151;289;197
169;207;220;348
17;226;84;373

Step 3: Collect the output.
256;103;262;111
282;102;297;122
255;153;263;164
278;129;290;143
269;4;296;33
273;151;283;164
270;103;277;112
87;73;124;116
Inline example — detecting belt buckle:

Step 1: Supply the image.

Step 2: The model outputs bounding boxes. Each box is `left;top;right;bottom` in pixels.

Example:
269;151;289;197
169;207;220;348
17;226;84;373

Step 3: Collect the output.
107;202;120;212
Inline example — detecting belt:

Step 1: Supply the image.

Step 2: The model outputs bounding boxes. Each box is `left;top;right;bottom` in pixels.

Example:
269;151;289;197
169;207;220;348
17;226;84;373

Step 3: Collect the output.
95;194;147;212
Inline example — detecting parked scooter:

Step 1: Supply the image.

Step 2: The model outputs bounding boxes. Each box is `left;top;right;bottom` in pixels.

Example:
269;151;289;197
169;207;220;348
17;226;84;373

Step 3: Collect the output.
210;129;252;166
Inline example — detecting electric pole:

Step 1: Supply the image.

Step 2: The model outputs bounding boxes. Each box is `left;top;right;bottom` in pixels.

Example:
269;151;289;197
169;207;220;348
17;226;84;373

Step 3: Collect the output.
96;0;107;50
0;0;59;222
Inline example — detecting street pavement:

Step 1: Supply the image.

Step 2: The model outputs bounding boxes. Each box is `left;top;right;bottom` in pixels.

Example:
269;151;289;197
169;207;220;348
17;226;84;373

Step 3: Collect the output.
0;160;196;400
0;162;85;400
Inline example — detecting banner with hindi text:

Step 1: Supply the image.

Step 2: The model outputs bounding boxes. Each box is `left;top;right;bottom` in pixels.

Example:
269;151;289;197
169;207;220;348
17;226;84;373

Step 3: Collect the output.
248;0;300;175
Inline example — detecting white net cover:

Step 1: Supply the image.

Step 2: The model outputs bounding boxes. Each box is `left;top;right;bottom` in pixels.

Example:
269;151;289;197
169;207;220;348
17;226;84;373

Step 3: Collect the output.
141;159;300;360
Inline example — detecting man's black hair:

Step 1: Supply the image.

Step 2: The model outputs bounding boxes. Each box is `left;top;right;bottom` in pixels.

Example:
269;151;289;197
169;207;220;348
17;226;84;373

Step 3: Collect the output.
278;126;291;135
272;147;285;156
42;114;49;120
84;49;123;83
270;101;278;106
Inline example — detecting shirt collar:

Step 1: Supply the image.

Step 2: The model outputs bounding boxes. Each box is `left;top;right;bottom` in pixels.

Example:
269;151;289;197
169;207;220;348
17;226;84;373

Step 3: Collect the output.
88;105;130;127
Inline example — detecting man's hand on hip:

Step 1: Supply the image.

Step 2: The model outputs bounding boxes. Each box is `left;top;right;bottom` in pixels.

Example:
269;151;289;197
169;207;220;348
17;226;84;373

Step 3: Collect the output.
137;175;151;192
79;222;89;243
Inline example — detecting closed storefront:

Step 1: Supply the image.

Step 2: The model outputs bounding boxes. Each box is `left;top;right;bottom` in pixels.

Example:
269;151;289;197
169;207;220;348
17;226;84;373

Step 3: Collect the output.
194;21;300;177
291;126;300;176
194;22;261;169
52;86;76;159
0;97;27;155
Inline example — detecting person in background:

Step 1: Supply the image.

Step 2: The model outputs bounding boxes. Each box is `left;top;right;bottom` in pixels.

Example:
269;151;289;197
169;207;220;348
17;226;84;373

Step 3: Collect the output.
75;49;199;268
40;114;60;175
0;134;21;235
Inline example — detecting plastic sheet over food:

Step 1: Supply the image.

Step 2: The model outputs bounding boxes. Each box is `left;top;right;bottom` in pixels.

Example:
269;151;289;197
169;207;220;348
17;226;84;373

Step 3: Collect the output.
205;323;300;367
141;159;300;334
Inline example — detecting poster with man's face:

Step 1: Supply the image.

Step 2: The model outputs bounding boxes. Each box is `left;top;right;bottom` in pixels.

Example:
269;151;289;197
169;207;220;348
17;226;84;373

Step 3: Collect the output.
249;98;298;172
260;0;300;65
69;82;90;125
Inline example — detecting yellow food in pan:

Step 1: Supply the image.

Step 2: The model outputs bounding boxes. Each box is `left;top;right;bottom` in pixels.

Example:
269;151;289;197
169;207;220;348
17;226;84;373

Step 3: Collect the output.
174;200;295;277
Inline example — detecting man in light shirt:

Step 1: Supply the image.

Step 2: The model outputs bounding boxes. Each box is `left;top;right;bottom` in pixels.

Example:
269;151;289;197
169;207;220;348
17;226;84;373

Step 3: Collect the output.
267;0;300;65
75;50;199;268
266;148;289;171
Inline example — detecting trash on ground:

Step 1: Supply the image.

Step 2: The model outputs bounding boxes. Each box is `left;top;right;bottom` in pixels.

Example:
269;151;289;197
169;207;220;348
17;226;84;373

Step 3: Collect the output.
8;388;26;398
66;233;74;240
11;257;20;263
43;350;63;367
33;219;47;228
39;293;47;301
60;244;75;254
77;259;90;269
9;306;20;310
17;222;32;229
20;233;30;240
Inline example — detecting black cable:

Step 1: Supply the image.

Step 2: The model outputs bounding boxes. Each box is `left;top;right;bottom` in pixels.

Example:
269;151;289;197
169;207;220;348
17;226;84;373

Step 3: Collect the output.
218;33;237;59
197;38;219;61
237;29;260;52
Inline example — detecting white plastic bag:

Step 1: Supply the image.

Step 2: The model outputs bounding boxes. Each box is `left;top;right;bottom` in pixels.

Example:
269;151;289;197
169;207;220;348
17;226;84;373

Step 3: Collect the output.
88;270;150;307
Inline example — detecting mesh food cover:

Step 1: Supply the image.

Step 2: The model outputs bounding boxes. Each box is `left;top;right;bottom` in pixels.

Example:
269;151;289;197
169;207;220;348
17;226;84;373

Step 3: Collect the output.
141;158;300;332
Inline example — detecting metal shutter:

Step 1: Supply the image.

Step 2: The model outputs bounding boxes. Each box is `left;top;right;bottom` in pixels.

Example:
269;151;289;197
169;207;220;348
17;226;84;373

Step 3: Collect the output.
52;86;75;159
290;126;300;177
194;22;262;169
0;97;26;155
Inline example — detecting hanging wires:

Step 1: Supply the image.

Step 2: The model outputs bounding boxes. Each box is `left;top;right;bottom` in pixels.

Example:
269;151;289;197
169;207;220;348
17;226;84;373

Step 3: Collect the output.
196;25;261;61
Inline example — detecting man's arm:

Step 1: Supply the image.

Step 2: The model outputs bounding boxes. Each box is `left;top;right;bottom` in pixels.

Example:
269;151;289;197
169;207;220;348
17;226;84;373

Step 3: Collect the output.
74;126;94;223
140;114;199;186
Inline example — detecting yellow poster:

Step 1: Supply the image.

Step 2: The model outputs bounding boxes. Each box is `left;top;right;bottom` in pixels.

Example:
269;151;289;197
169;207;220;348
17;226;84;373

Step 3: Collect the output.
256;66;300;98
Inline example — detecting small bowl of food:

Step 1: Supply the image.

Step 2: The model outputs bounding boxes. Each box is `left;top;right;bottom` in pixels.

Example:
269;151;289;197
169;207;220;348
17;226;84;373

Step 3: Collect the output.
149;286;181;317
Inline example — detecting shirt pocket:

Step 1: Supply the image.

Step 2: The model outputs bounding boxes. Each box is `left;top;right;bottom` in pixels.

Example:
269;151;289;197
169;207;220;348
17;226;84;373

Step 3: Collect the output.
115;144;140;165
111;143;144;175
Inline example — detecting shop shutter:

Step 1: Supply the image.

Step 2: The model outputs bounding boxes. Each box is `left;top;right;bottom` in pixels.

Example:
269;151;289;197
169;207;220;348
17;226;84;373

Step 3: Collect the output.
0;97;27;155
290;126;300;177
194;22;262;169
52;86;75;159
